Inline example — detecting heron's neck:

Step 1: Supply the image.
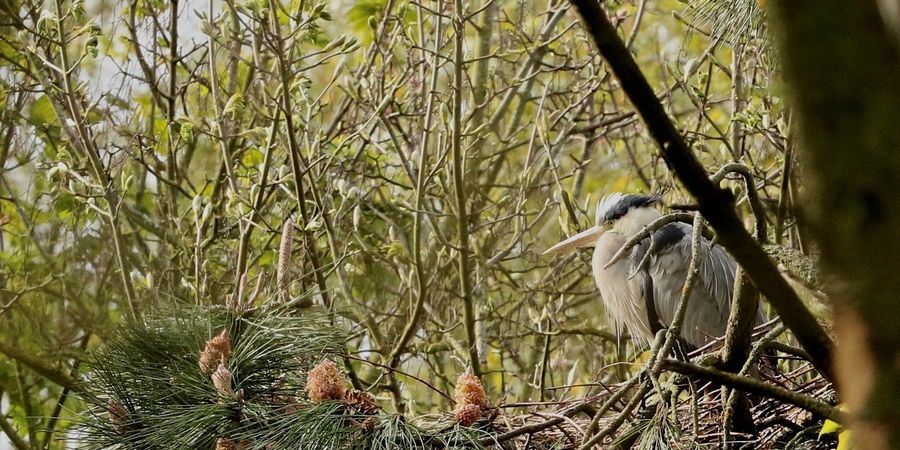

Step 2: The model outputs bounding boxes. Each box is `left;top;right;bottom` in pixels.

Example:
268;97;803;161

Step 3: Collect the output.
615;207;662;237
591;232;655;345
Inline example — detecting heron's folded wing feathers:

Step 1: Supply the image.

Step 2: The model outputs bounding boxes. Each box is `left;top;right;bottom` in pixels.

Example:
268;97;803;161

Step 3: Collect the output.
646;223;736;347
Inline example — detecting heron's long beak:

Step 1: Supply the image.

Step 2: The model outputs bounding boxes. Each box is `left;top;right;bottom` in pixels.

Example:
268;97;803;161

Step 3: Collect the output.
543;225;604;256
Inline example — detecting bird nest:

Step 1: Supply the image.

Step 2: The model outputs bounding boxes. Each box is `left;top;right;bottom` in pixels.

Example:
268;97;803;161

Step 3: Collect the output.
487;364;836;449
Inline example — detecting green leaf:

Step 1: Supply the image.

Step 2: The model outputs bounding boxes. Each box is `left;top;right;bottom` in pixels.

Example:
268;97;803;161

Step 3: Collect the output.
241;147;264;167
819;403;849;436
222;93;244;120
819;418;842;436
347;0;384;37
0;38;19;64
85;36;99;58
820;404;854;450
837;430;854;450
179;120;194;142
72;0;85;19
28;95;57;127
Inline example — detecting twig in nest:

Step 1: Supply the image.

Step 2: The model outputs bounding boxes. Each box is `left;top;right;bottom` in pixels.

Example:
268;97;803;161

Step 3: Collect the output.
659;358;841;422
479;403;595;446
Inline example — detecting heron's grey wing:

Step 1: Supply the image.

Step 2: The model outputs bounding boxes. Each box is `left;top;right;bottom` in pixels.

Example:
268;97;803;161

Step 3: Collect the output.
645;223;736;347
629;240;664;337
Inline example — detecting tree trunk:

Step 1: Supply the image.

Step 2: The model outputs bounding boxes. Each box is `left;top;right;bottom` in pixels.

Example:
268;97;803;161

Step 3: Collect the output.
769;1;900;448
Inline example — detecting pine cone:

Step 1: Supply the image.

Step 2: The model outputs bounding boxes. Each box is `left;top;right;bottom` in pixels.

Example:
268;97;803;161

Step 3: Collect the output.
107;399;129;433
200;330;232;374
212;362;234;397
455;403;482;426
454;371;488;409
215;438;248;450
341;389;379;415
216;438;236;450
361;416;378;432
305;360;346;403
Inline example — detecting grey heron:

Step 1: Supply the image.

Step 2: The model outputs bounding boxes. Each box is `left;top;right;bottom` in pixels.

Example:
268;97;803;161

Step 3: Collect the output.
544;193;761;349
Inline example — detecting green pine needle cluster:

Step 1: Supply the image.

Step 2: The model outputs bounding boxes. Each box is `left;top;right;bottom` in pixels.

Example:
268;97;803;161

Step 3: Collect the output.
613;407;689;450
73;302;342;449
72;302;495;450
682;0;767;46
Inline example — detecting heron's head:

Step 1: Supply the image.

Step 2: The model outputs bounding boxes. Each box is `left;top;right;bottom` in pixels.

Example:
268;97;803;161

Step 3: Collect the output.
543;193;662;255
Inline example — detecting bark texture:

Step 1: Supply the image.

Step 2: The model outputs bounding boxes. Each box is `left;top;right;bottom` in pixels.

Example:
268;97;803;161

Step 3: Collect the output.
769;1;900;447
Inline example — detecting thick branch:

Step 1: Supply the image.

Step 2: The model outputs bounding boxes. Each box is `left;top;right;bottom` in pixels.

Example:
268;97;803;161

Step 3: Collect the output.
769;0;900;446
0;342;79;391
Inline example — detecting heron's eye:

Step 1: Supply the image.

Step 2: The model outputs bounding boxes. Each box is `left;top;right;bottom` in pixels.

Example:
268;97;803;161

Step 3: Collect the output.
604;219;614;227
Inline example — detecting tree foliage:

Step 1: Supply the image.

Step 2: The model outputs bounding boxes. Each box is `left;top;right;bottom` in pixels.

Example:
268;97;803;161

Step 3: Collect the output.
0;0;837;447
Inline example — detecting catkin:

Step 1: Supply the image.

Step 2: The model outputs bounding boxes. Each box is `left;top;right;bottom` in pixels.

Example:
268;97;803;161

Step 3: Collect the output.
276;219;293;293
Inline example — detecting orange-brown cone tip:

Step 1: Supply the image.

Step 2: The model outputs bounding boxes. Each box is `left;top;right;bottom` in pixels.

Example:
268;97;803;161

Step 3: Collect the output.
306;359;347;403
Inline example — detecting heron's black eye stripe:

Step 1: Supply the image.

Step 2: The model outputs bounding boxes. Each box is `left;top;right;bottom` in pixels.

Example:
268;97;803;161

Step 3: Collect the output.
599;194;661;222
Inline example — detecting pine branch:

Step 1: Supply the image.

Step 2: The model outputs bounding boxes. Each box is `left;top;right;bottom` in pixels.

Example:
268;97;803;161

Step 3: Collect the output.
682;0;766;47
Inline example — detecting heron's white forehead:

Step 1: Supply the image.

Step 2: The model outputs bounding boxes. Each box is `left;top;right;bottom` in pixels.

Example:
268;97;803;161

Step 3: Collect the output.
595;193;627;224
594;193;661;224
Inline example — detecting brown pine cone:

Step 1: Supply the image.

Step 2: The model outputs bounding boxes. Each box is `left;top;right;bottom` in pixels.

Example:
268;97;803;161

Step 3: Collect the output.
215;438;236;450
305;360;346;403
455;403;483;426
454;371;488;409
107;399;129;434
212;363;234;397
341;389;379;415
361;416;379;432
200;330;232;374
